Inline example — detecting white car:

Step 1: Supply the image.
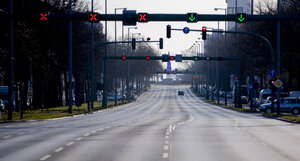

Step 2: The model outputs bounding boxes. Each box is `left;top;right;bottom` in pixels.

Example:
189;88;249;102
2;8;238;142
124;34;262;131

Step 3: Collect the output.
0;99;5;111
259;97;300;115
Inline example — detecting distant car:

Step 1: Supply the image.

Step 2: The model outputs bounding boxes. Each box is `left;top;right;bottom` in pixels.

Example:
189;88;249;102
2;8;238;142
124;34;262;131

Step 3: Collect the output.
0;99;5;111
107;94;123;101
178;91;184;96
259;97;300;115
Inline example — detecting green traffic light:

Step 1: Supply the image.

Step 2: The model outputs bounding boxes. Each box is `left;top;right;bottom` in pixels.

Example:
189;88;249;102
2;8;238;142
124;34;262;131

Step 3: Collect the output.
237;13;247;23
194;57;198;61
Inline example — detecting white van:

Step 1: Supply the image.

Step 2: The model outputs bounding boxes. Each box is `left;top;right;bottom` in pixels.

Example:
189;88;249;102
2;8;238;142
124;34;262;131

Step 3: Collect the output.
257;89;272;105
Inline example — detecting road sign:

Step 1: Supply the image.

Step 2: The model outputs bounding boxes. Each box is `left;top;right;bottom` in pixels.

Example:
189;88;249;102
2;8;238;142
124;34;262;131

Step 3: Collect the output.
193;75;199;79
187;13;197;22
176;54;182;62
274;79;283;88
248;83;253;89
236;13;247;23
183;27;190;34
138;13;148;22
269;69;276;77
88;12;100;22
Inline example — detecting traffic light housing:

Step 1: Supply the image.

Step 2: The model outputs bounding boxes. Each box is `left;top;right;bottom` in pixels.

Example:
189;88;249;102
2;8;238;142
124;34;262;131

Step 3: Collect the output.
88;12;100;22
166;25;171;38
123;10;137;26
162;54;169;62
132;38;136;50
138;13;148;22
202;26;207;40
159;38;163;49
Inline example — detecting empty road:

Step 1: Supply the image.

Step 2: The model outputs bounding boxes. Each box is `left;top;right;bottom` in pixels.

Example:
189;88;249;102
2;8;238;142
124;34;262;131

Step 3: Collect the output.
0;85;300;161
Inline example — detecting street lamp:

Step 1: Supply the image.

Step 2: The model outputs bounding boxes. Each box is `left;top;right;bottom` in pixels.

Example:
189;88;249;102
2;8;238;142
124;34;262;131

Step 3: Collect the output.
214;7;228;105
127;27;137;100
115;8;127;105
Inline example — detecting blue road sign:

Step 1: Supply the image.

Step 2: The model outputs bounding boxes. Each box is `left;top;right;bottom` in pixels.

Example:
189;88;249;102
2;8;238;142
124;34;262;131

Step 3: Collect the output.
183;27;190;34
248;83;253;90
269;70;276;77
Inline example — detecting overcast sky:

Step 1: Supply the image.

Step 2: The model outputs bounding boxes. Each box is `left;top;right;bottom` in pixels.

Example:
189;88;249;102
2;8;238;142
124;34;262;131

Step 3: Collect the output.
91;0;227;69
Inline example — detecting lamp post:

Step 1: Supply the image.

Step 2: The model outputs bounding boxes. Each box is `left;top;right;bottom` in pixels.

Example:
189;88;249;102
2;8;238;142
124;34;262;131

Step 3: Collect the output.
131;33;141;94
215;8;227;105
127;27;137;100
115;8;127;105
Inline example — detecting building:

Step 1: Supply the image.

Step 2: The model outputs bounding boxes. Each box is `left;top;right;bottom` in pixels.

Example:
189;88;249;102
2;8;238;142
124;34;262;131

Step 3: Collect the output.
226;0;252;30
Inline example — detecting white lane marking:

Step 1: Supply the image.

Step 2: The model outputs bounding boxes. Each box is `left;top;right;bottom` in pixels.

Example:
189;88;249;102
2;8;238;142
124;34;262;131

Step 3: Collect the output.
18;132;25;135
5;126;13;127
54;147;64;152
30;130;37;132
76;137;82;141
91;131;96;134
165;135;169;139
166;132;170;135
84;133;90;137
165;140;169;144
234;119;241;131
66;142;74;146
40;154;51;160
162;153;169;158
98;128;104;131
3;135;12;139
164;145;169;150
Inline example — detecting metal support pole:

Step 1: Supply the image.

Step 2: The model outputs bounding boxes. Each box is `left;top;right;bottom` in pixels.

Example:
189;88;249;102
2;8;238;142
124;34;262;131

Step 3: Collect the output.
102;0;108;108
122;19;124;103
8;0;13;120
90;0;94;111
68;0;73;114
217;21;220;104
249;0;254;110
114;9;117;106
276;0;281;115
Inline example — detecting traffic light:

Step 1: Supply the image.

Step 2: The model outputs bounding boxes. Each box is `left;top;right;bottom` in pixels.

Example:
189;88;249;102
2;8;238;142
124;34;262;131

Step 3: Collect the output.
166;25;171;38
40;12;48;21
170;56;175;61
194;56;199;61
88;12;100;22
187;13;197;23
269;80;275;86
132;38;136;50
162;54;169;62
138;13;148;22
202;26;207;40
159;38;163;49
236;13;247;23
122;56;126;60
146;56;150;61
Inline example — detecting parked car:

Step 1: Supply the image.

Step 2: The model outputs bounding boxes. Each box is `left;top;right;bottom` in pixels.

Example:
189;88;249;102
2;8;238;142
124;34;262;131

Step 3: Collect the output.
289;91;300;97
257;89;272;105
241;96;248;104
226;92;233;98
0;99;5;111
178;91;184;96
259;97;300;115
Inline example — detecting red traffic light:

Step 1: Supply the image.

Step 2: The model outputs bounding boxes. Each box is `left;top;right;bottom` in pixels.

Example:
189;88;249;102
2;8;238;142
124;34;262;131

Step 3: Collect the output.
89;12;99;22
170;56;175;60
202;27;206;31
122;56;126;60
138;13;148;22
170;71;173;74
202;26;207;40
146;56;150;61
40;13;48;21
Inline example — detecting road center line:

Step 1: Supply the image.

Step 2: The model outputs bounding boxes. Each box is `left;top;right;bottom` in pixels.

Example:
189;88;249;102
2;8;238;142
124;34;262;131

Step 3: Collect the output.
84;133;90;136
40;154;51;160
162;153;169;158
54;147;64;152
66;142;74;146
18;132;25;135
3;135;12;139
76;137;82;141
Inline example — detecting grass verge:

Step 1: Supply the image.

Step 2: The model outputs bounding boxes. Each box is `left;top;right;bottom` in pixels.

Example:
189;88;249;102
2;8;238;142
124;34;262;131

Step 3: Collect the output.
0;100;132;121
263;113;300;123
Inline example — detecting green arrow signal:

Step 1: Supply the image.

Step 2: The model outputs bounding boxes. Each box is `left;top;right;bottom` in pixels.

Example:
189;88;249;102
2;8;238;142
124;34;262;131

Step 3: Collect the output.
189;14;196;21
194;57;198;61
238;14;245;22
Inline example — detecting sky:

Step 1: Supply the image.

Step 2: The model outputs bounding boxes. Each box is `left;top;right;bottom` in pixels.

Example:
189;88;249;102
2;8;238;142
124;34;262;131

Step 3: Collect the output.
91;0;228;69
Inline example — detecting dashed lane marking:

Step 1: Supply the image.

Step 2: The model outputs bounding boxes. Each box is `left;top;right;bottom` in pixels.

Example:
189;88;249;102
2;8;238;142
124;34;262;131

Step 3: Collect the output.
165;135;169;139
40;154;51;160
76;137;82;141
163;145;169;150
84;133;90;137
18;132;25;135
162;153;169;158
3;135;11;139
54;147;64;153
66;142;74;146
165;140;169;144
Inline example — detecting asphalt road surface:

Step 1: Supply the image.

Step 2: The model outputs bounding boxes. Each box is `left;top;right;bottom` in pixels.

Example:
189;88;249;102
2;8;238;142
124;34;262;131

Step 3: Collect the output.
1;85;300;161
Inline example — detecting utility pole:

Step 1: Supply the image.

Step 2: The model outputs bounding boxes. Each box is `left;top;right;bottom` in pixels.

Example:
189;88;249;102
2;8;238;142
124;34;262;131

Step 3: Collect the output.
68;0;73;114
276;0;281;115
127;27;137;101
102;0;108;108
8;0;13;120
